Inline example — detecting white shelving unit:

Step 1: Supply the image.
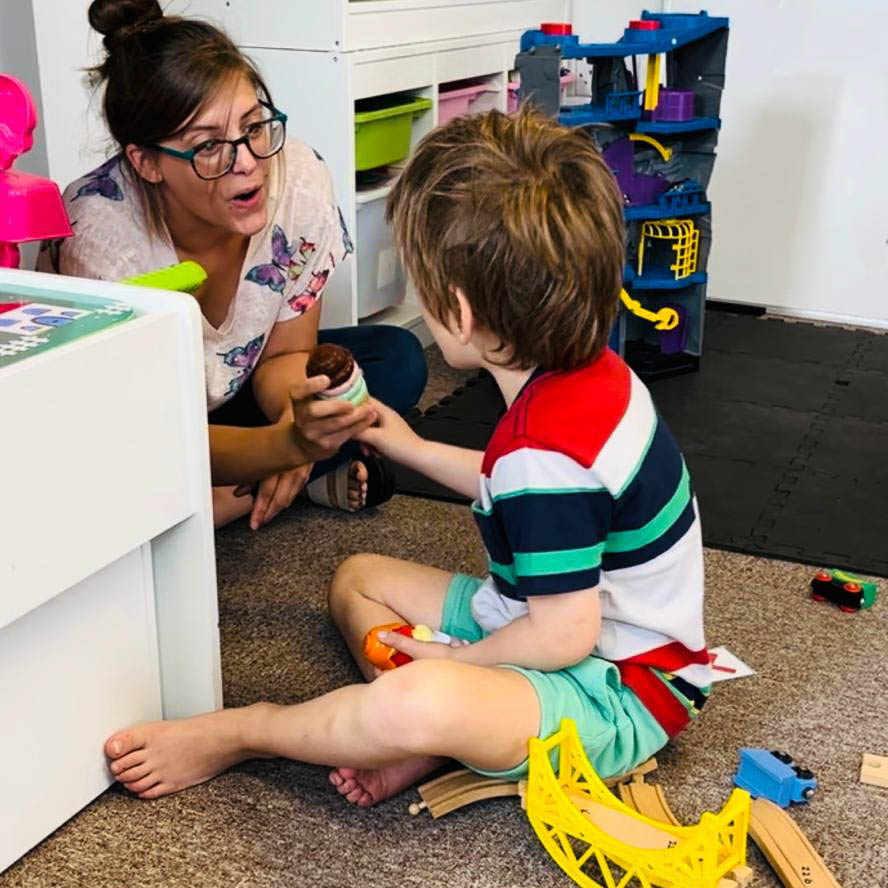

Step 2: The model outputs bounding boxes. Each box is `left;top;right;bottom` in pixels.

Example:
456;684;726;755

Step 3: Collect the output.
173;0;570;334
0;269;222;874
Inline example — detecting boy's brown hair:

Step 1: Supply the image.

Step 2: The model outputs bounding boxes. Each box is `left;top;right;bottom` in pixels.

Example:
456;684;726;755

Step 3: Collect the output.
386;107;625;371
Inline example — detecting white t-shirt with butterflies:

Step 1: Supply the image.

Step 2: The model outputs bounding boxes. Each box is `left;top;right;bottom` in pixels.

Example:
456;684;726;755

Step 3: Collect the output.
37;139;353;411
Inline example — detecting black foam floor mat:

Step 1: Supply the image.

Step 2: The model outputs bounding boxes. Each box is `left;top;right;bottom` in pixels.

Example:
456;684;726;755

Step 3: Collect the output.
396;312;888;577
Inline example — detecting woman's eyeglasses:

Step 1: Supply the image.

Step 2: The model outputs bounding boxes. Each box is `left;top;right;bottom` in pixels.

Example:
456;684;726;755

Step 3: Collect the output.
147;104;288;180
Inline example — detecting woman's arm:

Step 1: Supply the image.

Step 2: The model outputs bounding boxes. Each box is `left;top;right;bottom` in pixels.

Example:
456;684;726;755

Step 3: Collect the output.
208;376;376;486
250;302;320;422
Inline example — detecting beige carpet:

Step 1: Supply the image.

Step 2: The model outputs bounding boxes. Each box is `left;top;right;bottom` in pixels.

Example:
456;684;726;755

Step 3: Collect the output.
3;351;886;888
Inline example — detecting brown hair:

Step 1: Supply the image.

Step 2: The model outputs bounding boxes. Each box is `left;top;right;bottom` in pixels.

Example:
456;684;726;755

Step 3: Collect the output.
386;107;625;371
88;0;276;237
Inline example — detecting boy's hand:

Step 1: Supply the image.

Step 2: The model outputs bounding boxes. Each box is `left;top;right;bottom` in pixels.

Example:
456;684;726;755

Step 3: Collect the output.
356;398;424;466
288;377;377;462
376;629;470;663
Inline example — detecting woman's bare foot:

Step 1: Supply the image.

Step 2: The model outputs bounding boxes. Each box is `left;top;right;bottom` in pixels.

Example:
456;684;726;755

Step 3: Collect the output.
328;755;446;807
347;459;369;510
104;705;269;800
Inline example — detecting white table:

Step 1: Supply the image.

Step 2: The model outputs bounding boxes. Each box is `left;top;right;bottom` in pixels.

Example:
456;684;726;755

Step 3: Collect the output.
0;269;222;873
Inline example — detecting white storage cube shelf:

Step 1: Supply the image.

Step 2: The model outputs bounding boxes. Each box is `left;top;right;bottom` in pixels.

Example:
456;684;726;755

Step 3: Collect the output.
171;0;568;331
0;269;222;874
178;0;569;52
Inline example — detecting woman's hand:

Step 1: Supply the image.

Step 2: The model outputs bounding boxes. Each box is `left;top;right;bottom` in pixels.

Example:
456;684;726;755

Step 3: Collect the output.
236;463;313;531
355;397;424;466
287;377;378;462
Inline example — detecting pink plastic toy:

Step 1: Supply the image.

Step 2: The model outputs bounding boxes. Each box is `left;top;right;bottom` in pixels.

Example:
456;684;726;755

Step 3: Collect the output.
0;74;72;269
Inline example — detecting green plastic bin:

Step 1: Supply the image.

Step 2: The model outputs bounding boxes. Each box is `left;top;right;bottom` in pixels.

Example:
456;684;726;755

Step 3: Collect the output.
354;95;432;171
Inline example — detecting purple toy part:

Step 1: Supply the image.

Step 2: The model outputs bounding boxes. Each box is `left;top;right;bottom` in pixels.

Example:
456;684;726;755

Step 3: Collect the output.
652;88;695;122
659;303;688;354
0;73;72;268
602;136;669;206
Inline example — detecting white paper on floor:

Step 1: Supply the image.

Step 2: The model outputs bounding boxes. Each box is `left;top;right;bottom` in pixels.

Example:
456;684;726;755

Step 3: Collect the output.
707;646;755;682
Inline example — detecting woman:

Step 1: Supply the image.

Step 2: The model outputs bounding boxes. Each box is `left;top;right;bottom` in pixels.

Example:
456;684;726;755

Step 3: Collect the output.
39;0;427;529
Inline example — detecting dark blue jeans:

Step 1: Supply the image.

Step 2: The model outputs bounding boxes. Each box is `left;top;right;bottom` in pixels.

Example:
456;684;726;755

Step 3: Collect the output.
209;324;428;480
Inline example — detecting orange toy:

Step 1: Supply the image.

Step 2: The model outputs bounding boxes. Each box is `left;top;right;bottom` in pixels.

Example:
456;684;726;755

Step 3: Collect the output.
362;622;453;670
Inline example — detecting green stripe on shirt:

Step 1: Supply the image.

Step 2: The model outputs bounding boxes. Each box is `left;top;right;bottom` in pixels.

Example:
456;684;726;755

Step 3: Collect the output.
605;461;691;554
489;542;606;581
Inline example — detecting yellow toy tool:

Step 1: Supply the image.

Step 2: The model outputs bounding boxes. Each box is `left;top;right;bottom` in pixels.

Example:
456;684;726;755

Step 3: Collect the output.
620;289;680;331
523;719;751;888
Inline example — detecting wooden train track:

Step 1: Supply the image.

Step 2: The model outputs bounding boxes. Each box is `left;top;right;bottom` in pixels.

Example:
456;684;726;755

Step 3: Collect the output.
617;772;681;825
748;798;843;888
409;757;658;819
617;782;842;888
412;759;842;888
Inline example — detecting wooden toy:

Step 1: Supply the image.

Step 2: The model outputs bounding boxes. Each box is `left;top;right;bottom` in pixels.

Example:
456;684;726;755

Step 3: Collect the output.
747;798;843;888
409;757;658;819
860;753;888;788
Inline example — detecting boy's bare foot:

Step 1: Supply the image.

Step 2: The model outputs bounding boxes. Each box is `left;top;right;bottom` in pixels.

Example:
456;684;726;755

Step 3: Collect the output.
104;706;266;800
328;755;446;807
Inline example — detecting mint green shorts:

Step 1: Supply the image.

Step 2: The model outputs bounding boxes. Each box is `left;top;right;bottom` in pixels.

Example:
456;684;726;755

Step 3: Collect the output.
441;574;669;781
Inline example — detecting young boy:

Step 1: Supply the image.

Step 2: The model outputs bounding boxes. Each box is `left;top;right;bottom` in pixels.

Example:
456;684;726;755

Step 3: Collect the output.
104;108;712;804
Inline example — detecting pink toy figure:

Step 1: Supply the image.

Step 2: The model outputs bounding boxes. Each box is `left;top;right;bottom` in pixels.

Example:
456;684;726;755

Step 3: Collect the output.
0;74;72;268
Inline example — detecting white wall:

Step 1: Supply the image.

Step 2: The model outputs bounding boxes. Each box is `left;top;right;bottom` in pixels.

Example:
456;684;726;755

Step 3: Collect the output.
665;0;888;327
572;0;663;38
2;1;107;190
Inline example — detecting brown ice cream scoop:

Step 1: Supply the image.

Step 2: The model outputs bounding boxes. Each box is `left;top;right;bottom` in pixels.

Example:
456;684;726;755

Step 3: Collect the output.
306;343;355;389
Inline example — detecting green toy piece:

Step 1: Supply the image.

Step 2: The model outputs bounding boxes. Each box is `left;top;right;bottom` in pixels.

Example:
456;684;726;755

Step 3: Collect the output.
122;261;207;294
830;570;878;608
810;568;878;611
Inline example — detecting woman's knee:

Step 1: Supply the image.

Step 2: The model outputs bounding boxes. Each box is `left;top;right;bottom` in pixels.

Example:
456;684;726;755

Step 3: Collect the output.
375;326;428;413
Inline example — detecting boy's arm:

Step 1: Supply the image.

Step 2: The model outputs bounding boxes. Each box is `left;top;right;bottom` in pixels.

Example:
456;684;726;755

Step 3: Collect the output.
384;587;602;672
357;398;482;500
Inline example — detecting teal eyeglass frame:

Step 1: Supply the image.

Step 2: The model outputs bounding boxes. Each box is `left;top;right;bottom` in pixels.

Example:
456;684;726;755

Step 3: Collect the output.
146;104;288;179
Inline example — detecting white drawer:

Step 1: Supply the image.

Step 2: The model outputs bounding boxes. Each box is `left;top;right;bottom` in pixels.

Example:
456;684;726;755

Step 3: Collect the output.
437;40;513;83
0;314;194;629
0;547;163;873
352;52;436;99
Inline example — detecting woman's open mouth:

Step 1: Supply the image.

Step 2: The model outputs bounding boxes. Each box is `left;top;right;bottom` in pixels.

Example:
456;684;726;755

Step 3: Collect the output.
230;185;262;209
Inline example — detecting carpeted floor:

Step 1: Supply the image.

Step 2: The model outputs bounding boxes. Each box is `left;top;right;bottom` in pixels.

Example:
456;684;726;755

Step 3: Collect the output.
3;349;886;888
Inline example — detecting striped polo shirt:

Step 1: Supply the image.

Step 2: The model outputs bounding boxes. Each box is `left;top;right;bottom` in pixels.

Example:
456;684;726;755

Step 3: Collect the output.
472;349;713;737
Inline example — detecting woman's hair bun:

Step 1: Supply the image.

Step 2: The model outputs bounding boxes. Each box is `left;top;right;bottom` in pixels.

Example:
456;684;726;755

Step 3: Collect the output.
88;0;163;46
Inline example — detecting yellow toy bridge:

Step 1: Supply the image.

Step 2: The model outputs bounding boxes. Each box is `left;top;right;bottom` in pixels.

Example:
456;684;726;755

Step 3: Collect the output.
524;719;751;888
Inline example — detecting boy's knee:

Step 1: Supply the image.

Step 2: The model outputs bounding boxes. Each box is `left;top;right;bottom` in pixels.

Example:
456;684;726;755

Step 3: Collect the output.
370;660;462;752
328;553;384;617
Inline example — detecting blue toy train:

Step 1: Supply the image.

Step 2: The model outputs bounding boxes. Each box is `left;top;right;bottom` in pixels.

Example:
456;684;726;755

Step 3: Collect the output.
733;748;817;807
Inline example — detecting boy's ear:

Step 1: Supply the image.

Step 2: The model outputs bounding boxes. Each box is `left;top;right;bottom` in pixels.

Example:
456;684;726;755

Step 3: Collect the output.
452;287;474;344
125;144;164;184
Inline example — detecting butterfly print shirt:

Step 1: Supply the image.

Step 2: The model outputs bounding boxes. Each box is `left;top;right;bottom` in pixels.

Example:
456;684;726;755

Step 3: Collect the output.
38;140;352;411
